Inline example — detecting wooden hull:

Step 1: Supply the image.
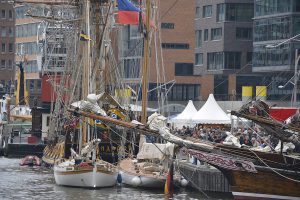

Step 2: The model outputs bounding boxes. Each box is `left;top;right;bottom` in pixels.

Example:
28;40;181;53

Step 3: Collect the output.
221;167;300;200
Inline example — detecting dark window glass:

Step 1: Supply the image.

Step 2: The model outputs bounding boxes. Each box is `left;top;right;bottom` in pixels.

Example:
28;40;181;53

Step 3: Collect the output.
123;58;141;79
196;7;201;18
224;52;241;69
204;29;209;41
207;52;224;70
1;60;5;69
296;0;300;12
214;75;228;99
217;4;225;22
1;43;5;53
162;43;189;49
175;63;193;76
164;84;200;101
253;44;290;67
9;10;13;19
195;53;203;65
236;27;253;40
161;23;174;29
211;28;222;40
247;52;253;64
1;10;5;18
226;3;253;22
203;5;212;18
254;16;291;42
196;30;202;48
294;17;300;35
8;60;13;70
255;0;291;16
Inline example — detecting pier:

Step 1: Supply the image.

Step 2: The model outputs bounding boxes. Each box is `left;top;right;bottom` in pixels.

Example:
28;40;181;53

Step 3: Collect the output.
3;143;45;157
179;161;231;193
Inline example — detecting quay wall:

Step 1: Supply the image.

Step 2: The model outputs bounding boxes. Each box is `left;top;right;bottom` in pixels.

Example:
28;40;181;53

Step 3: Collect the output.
179;161;231;193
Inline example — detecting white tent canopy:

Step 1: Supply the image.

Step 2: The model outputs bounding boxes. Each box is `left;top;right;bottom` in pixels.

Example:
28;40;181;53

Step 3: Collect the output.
171;100;197;122
192;94;231;124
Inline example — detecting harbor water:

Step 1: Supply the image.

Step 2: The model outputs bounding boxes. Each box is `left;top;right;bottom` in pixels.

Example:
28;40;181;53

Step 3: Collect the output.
0;157;233;200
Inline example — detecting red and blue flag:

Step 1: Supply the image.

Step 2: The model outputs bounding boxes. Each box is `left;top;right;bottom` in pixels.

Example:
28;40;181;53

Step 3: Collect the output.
117;0;141;25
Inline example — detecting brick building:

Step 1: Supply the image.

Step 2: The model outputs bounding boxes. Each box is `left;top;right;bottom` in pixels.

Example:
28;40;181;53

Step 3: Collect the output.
0;1;15;96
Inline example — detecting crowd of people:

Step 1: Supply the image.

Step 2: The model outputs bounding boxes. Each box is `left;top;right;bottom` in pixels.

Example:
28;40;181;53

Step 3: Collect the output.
170;125;278;149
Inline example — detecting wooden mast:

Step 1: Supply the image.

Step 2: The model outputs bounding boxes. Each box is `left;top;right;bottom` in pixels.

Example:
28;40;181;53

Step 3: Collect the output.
82;0;91;144
141;0;151;124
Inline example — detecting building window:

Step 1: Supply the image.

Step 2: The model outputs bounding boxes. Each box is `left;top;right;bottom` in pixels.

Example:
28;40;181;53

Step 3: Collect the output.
8;10;13;19
8;43;13;53
29;80;35;92
161;23;174;29
236;27;252;40
1;27;6;37
16;23;38;38
204;29;208;41
1;60;5;69
207;52;224;70
195;53;203;65
152;83;200;101
255;0;291;16
175;63;193;76
8;60;13;70
129;26;140;39
226;3;253;22
196;7;201;18
224;52;241;69
217;4;225;22
24;60;39;73
296;0;300;12
253;44;290;67
162;43;189;49
8;27;14;37
1;43;5;53
247;52;252;64
123;58;141;79
211;28;222;40
16;42;38;55
203;5;212;18
293;17;300;35
1;10;5;18
195;30;202;48
36;79;41;90
254;16;291;42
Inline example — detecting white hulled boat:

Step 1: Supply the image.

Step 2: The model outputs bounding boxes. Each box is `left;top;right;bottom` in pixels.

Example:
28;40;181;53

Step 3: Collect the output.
54;139;118;187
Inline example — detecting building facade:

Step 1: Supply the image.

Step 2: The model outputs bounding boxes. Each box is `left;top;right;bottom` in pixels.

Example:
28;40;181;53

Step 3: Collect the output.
195;0;259;100
252;0;300;100
119;0;206;111
15;4;43;105
0;1;15;96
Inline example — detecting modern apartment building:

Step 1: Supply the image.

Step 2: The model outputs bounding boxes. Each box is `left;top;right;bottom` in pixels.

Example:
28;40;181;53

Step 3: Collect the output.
0;1;15;96
195;0;259;100
252;0;300;100
15;4;42;105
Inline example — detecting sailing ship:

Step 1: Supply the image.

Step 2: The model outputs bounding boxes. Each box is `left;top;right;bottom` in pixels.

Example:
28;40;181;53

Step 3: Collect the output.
51;0;122;187
114;0;183;188
29;0;177;189
66;96;300;199
161;100;300;200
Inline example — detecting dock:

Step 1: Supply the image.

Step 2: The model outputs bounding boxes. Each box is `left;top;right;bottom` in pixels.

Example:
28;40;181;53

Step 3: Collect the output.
3;143;45;157
179;161;231;193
